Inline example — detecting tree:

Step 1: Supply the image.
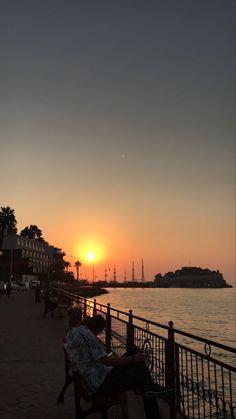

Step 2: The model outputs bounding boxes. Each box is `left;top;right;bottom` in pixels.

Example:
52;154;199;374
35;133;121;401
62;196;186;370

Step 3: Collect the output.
75;260;82;281
0;206;17;235
20;225;47;242
52;247;66;273
64;261;71;271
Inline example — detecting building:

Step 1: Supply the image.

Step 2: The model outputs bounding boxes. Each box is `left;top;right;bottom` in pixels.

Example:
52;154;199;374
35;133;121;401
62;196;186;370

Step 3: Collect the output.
0;234;54;282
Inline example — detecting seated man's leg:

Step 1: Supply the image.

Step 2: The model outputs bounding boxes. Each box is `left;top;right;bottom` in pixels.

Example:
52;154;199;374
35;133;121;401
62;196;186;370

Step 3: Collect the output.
95;365;161;419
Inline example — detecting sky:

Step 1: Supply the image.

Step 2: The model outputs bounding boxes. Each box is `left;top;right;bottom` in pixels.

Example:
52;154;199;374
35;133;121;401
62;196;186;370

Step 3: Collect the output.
1;1;235;284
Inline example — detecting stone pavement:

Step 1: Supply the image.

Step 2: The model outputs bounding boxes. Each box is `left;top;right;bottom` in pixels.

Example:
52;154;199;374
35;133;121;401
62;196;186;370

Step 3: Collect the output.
0;291;172;419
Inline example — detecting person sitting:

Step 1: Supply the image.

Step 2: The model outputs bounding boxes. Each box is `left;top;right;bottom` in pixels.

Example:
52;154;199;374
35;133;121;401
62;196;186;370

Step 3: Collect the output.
66;314;163;419
67;303;83;329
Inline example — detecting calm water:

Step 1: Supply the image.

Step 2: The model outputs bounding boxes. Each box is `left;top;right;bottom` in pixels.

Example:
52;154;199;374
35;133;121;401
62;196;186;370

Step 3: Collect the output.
95;288;236;349
96;288;236;419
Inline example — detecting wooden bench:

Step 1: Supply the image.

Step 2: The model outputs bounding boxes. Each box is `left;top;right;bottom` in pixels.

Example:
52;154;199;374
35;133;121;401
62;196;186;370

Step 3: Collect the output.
57;343;74;403
57;343;123;419
57;343;173;419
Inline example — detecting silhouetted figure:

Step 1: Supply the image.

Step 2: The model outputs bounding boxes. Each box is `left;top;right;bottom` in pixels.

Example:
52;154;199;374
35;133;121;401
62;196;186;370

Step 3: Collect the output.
67;304;83;329
35;283;41;303
5;282;11;299
43;290;58;318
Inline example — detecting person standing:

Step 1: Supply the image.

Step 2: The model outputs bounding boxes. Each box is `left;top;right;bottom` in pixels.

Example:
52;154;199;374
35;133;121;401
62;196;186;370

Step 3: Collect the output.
35;283;41;303
5;282;11;299
43;290;59;318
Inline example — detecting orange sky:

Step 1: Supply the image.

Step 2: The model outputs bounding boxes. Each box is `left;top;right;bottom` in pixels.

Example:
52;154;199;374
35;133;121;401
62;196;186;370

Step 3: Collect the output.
7;186;233;286
1;2;235;286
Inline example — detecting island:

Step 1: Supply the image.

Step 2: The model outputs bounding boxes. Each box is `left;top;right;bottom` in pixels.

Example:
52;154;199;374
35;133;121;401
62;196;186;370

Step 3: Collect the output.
154;266;232;288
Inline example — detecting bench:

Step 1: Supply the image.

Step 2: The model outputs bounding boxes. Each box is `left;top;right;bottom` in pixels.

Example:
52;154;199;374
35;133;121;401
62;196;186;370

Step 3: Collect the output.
57;343;74;403
57;343;123;419
57;343;173;419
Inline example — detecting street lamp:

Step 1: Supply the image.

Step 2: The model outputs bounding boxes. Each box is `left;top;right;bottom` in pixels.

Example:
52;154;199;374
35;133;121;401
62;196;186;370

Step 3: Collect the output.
0;248;13;283
9;248;13;283
92;262;95;284
86;252;96;284
0;250;3;276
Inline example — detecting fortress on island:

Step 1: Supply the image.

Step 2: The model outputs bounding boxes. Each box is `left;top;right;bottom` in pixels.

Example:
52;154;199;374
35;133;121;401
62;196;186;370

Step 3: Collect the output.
153;266;232;288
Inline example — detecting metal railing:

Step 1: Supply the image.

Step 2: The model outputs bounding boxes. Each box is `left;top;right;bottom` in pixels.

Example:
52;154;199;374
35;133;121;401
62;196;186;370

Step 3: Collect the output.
54;289;236;419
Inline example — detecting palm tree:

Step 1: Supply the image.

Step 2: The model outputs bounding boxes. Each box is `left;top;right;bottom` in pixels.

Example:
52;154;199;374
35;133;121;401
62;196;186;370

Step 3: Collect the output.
64;261;71;272
0;206;17;235
75;260;82;281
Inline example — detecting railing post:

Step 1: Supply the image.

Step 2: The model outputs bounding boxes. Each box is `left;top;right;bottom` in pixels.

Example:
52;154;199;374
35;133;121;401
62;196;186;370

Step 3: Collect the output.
127;309;134;351
93;299;97;316
175;345;181;411
105;303;111;352
165;320;176;419
83;297;87;319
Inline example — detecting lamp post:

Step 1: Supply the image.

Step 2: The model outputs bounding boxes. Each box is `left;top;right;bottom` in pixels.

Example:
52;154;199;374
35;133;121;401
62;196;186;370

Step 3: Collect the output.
84;251;96;284
86;258;95;283
0;250;3;273
9;248;13;283
92;262;95;284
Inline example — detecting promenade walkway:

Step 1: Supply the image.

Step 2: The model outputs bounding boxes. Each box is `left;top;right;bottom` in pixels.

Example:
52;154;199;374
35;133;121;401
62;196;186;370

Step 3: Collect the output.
0;291;171;419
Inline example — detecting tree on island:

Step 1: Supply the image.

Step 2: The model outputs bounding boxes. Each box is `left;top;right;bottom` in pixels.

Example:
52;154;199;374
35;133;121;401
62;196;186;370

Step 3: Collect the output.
0;206;17;235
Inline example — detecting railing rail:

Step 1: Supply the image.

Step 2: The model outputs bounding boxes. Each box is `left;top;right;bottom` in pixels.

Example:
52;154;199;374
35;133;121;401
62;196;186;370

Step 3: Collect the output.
53;288;236;419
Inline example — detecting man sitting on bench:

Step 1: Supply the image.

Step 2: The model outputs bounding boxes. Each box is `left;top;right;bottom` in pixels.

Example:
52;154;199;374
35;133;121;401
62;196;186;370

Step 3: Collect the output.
66;314;163;419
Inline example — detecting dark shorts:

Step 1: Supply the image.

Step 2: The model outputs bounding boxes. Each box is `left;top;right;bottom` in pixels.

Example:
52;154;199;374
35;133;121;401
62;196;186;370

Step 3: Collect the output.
95;362;162;419
95;362;156;397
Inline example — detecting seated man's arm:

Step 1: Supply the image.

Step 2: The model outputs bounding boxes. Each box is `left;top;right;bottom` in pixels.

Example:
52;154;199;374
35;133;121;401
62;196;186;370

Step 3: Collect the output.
100;351;145;367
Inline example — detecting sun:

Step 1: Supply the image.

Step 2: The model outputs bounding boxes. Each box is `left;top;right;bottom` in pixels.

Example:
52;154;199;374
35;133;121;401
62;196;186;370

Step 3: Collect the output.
74;238;106;264
86;251;96;262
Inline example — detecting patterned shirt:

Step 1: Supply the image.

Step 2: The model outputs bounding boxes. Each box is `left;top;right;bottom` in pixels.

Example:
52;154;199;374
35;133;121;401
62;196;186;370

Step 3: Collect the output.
66;325;112;395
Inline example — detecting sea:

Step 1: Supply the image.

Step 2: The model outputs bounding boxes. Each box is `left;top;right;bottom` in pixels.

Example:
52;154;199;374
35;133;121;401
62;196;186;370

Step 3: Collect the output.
95;287;236;350
95;288;236;418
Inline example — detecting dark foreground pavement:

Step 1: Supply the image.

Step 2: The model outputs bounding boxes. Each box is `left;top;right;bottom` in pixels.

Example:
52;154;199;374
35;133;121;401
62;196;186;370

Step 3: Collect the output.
0;291;172;419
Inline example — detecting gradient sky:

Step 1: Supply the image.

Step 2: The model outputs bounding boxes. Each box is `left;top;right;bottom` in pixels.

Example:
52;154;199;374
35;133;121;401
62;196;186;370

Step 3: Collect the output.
1;1;235;284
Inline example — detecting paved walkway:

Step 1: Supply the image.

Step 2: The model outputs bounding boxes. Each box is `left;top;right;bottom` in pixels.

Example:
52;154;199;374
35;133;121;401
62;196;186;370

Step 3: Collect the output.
0;291;171;419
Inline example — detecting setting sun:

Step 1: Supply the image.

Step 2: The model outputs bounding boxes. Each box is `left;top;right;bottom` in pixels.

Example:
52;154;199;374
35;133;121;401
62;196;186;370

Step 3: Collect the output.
86;251;96;262
73;238;106;265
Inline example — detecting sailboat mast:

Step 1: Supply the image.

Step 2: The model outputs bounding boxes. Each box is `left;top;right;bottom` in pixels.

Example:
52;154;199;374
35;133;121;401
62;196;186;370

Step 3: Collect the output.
141;258;145;282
